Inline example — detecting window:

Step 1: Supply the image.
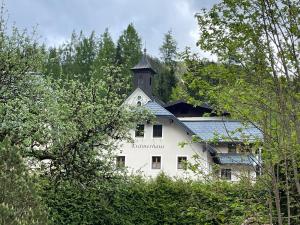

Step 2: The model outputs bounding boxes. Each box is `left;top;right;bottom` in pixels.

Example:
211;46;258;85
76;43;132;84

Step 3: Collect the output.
137;101;142;106
135;124;144;137
221;168;231;180
256;165;261;177
116;156;125;168
177;156;187;169
228;143;237;153
153;124;162;138
152;156;161;169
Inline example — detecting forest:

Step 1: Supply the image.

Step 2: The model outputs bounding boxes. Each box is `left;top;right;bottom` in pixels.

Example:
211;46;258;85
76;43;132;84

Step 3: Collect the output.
1;0;300;224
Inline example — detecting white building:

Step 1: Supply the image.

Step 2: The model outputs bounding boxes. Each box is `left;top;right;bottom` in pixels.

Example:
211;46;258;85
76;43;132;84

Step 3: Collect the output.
118;51;262;181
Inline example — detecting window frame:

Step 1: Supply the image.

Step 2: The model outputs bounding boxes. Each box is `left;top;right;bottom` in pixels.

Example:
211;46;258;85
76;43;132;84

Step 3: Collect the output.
221;168;232;180
116;156;126;168
135;124;145;138
151;156;162;170
177;156;188;170
152;124;163;138
228;143;237;153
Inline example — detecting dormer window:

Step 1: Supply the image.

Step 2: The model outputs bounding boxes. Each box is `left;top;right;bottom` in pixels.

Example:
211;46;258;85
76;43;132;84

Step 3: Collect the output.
228;143;237;153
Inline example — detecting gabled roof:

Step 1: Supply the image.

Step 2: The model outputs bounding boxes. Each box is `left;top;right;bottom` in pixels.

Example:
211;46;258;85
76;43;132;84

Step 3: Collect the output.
182;120;262;142
216;153;258;166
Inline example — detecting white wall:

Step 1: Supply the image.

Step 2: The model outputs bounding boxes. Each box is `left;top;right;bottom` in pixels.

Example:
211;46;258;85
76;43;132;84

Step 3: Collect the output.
119;117;211;179
121;88;258;182
218;165;257;182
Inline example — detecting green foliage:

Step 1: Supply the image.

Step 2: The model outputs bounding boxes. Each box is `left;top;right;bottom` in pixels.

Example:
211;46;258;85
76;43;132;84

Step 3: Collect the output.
152;30;179;103
182;0;300;224
116;23;142;93
43;174;268;225
2;65;150;182
44;47;62;79
59;31;98;82
116;23;142;68
0;7;150;182
92;28;116;80
0;138;49;225
0;13;45;104
159;30;178;71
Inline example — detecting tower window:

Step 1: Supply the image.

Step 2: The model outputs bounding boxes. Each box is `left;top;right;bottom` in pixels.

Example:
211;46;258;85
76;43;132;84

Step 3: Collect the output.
137;101;142;106
153;125;162;138
135;124;144;137
116;156;125;168
152;156;161;169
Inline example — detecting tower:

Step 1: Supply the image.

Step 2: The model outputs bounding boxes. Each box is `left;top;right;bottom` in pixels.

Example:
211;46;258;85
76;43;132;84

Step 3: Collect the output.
131;49;156;97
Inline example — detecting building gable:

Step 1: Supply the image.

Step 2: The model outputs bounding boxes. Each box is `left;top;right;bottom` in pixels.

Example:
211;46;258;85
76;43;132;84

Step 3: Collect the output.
124;88;151;106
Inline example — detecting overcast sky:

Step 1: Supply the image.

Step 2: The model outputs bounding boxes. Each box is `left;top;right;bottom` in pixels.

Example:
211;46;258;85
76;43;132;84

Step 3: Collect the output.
6;0;219;58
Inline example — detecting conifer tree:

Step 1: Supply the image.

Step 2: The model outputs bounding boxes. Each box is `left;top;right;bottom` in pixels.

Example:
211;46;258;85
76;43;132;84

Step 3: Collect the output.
60;31;98;82
92;28;116;80
159;30;178;72
44;47;62;79
116;23;142;93
154;30;178;103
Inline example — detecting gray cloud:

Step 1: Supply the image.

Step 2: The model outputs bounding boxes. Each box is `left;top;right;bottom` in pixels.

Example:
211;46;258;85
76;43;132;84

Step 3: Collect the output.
5;0;219;58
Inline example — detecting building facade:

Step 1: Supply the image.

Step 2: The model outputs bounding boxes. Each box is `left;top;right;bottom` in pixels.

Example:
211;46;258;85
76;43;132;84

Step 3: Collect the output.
119;51;262;181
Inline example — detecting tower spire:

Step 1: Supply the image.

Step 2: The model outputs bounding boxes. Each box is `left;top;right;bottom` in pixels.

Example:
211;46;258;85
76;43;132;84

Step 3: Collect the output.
131;47;156;97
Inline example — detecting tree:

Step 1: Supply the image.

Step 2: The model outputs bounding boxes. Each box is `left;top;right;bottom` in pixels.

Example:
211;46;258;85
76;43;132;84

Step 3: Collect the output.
116;23;142;93
153;30;178;103
0;138;49;225
0;6;149;183
31;68;150;182
182;0;300;224
44;47;62;79
73;31;97;82
92;28;116;80
60;31;98;82
159;30;178;71
0;11;45;105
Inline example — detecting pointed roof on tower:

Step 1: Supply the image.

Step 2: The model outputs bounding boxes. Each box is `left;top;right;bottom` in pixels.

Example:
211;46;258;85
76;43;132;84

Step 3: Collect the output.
131;49;156;74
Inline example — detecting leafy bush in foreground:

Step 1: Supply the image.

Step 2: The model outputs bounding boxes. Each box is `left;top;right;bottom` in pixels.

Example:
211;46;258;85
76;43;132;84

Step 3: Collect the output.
43;174;268;225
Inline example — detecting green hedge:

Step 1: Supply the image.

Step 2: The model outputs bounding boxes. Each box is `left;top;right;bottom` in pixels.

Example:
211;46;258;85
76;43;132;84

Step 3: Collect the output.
43;174;268;225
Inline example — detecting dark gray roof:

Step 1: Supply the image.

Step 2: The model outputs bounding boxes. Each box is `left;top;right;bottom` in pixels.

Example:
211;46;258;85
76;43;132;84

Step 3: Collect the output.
144;101;173;116
216;153;257;165
165;100;212;110
182;120;263;142
131;53;156;74
144;101;262;143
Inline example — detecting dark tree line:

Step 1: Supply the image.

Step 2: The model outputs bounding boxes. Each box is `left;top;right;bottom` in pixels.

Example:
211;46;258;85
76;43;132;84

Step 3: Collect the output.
43;25;179;102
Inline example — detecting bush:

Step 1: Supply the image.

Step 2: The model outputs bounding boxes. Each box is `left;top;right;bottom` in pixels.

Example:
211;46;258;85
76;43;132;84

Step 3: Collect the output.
42;173;268;225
